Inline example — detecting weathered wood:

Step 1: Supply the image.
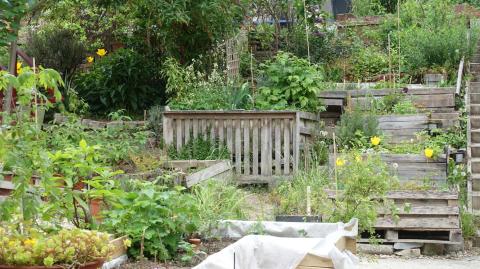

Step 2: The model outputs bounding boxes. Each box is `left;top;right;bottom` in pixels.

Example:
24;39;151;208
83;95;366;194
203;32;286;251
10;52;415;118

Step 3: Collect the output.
275;120;282;175
252;119;259;176
192;119;199;139
235;119;242;173
284;119;291;175
377;206;459;215
218;119;224;143
185;160;232;187
261;118;272;176
226;119;233;153
176;119;182;150
184;119;191;144
376;216;459;229
244;121;250;175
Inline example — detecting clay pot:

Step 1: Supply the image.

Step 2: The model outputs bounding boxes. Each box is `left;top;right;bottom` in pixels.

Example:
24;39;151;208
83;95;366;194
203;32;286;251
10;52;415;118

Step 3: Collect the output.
188;238;201;251
2;172;14;182
78;260;104;269
89;198;103;221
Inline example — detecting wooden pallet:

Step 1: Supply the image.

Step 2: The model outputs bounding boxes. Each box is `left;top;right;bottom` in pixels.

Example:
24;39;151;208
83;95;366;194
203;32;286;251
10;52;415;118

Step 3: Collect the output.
327;190;462;244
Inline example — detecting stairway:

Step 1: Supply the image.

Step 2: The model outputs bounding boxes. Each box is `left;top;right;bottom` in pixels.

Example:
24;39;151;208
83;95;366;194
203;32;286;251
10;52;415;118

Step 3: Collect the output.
468;53;480;215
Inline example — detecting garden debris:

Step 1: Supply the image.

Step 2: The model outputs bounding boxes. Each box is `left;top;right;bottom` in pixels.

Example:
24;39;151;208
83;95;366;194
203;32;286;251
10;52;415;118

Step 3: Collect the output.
395;248;421;257
422;243;445;256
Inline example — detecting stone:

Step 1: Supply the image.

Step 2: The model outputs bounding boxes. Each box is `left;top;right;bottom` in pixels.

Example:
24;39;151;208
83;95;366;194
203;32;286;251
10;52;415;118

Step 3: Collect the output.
394;242;424;250
422;243;445;256
445;241;465;253
395;248;421;257
357;243;394;255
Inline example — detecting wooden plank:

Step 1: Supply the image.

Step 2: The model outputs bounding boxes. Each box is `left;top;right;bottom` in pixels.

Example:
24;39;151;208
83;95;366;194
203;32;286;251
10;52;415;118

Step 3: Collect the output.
184;119;191;145
235;119;242;174
176;119;183;150
218;119;224;144
210;119;216;142
244;120;250;175
260;118;271;176
162;160;222;170
201;119;207;137
325;190;458;200
375;216;459;229
318;87;455;99
275;119;282;175
293;113;300;172
377;115;428;122
377;206;459;215
252;119;259;175
192;119;199;139
185;161;233;187
163;115;174;145
226;119;233;154
357;238;461;245
284;119;290;175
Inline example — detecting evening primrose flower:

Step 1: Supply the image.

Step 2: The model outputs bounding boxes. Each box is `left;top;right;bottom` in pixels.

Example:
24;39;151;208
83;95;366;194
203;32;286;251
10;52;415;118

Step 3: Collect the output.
336;158;345;167
96;48;107;57
355;155;362;162
424;148;434;159
86;56;94;63
370;136;381;146
24;238;36;247
16;62;22;74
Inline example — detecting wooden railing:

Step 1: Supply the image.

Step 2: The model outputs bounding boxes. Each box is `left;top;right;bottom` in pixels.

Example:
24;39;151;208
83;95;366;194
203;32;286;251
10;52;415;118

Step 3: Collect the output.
162;110;319;181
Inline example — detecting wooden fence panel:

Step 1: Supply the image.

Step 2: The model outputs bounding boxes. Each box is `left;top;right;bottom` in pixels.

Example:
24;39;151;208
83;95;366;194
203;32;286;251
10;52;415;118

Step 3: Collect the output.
163;111;319;179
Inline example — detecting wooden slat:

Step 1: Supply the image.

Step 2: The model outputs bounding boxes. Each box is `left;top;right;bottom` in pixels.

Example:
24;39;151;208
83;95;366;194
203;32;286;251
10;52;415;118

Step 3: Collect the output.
252;119;259;175
176;119;183;150
261;118;272;176
185;161;232;187
210;119;216;142
275;120;282;175
244;120;250;175
375;216;459;229
184;119;191;144
163;115;174;145
284;119;291;175
201;119;207;137
293;113;300;172
218;119;224;144
235;120;242;173
226;119;233;154
192;119;199;139
377;206;459;215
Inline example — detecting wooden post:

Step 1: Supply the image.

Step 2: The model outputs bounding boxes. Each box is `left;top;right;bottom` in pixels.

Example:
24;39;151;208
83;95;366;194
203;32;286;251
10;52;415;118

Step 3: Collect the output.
333;132;338;195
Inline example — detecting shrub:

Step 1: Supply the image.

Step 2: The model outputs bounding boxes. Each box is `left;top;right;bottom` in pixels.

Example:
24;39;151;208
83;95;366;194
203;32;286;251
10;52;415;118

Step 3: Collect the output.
75;48;166;115
336;110;380;149
371;93;418;115
256;52;325;112
102;179;198;260
163;58;253;110
25;25;87;77
349;46;390;82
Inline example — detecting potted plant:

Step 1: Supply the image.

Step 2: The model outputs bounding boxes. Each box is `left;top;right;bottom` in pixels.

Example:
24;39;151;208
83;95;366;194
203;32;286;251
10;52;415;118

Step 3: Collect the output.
0;223;112;269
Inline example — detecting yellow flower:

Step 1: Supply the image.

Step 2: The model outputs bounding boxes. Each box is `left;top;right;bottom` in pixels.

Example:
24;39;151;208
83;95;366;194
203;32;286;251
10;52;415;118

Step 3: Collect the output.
123;238;132;248
96;48;107;57
336;158;345;167
8;240;15;247
424;148;434;159
16;62;22;74
370;136;381;146
86;56;94;63
24;238;36;247
355;155;362;162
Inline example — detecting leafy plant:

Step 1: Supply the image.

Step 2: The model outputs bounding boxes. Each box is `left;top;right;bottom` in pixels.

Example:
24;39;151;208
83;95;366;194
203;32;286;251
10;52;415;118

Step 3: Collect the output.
371;93;418;115
336;110;380;150
75;48;165;115
102;179;198;260
191;180;249;237
168;136;230;160
256;52;326;112
0;223;111;266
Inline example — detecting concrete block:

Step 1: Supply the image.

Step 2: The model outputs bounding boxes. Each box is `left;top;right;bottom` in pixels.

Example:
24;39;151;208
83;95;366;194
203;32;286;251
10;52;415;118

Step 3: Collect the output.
394;242;424;250
357;244;394;255
422;243;445;256
395;248;421;257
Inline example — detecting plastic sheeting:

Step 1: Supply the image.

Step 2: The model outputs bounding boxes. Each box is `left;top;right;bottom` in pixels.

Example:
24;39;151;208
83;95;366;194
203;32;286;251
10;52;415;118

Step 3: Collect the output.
194;219;358;269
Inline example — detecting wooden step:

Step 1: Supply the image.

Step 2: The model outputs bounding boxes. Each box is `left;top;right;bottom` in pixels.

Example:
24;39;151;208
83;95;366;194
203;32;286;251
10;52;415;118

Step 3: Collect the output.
470;93;480;104
470;143;480;156
470;104;480;115
471;129;480;143
473;54;480;62
471;175;480;191
470;116;480;129
471;63;480;74
471;158;480;173
470;82;480;94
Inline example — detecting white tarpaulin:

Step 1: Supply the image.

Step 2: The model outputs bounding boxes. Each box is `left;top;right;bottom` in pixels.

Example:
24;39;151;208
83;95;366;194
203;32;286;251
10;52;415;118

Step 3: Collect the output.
194;219;358;269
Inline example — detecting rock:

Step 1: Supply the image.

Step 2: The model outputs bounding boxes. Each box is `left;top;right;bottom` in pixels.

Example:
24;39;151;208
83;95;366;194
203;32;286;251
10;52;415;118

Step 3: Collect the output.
394;242;424;250
395;248;421;257
357;243;394;255
422;243;445;256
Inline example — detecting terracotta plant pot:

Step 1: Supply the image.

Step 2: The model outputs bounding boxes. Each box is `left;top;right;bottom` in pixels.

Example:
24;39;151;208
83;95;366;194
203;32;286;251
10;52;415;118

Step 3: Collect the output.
188;238;201;251
2;172;14;182
78;260;104;269
89;198;103;221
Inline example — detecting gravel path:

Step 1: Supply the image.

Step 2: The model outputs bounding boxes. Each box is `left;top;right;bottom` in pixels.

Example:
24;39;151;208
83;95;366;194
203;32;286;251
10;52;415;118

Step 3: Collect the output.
359;255;480;269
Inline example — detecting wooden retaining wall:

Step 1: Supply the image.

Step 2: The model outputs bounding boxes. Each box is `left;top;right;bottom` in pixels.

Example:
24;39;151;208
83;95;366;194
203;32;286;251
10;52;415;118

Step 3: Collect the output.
162;111;319;182
377;115;429;143
318;87;456;113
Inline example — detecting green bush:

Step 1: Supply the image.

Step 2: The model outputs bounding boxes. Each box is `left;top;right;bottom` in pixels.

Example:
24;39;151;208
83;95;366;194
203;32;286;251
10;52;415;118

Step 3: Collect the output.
371;93;418;115
25;25;87;77
256;52;325;112
336;110;380;149
102;179;199;260
349;46;391;81
75;48;166;115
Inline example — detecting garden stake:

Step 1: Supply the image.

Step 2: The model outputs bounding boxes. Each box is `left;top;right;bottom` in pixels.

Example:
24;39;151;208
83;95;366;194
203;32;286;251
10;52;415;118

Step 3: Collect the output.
307;185;311;216
333;132;338;196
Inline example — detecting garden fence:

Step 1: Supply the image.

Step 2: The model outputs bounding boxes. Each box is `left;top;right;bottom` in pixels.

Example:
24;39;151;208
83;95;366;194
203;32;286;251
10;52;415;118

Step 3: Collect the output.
162;110;319;182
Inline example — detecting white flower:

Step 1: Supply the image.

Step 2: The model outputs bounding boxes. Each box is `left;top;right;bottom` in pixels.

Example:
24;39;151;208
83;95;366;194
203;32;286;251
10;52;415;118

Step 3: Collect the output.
392;163;399;169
